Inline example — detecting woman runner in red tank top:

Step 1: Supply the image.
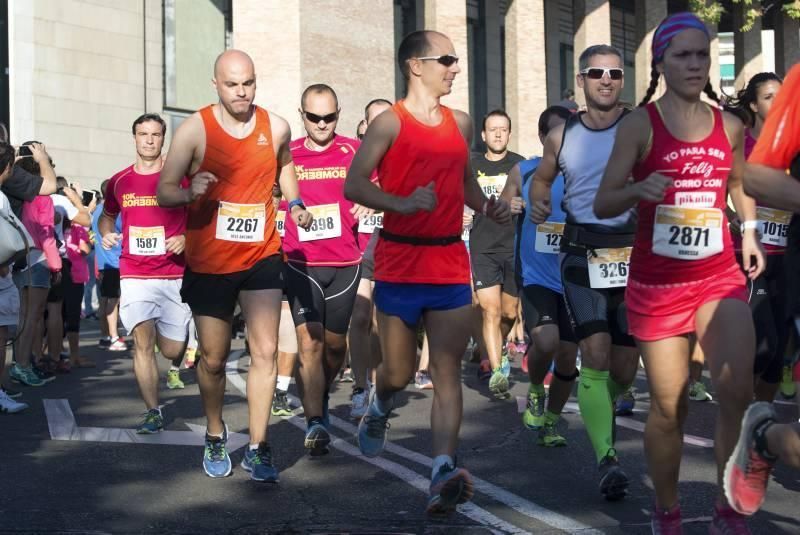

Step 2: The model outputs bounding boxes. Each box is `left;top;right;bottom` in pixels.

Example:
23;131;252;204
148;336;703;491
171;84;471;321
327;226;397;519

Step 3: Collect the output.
593;12;766;534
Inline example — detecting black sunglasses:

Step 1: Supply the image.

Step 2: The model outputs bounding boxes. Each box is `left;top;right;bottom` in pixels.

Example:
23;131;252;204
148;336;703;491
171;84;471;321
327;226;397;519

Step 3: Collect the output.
580;67;624;80
303;111;338;124
415;54;459;67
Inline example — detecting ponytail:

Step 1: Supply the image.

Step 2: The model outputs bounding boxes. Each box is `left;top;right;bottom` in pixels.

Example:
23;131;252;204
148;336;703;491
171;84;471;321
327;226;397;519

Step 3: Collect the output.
638;64;660;107
703;81;720;105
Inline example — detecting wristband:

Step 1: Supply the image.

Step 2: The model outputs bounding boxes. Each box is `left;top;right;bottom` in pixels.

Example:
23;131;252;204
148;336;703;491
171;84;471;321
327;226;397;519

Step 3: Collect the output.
288;198;305;211
741;220;759;231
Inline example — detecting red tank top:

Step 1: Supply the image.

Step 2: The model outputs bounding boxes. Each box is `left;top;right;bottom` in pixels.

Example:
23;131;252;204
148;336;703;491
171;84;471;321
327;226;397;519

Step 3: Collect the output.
185;105;282;274
630;103;738;285
374;101;470;284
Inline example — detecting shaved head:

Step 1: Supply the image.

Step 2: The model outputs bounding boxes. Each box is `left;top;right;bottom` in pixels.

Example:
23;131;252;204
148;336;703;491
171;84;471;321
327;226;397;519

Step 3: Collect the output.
213;49;255;79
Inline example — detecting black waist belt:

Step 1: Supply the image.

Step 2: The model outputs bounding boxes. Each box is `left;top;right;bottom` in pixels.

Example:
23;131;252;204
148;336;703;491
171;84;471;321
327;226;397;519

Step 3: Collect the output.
562;224;635;251
379;229;462;246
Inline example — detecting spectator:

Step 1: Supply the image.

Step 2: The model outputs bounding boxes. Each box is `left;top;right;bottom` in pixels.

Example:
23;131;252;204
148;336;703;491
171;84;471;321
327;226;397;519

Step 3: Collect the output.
0;124;57;218
558;88;579;111
62;212;94;368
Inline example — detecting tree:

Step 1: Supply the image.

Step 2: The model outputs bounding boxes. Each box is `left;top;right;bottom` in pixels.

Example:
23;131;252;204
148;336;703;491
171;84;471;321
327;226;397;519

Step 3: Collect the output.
690;0;800;31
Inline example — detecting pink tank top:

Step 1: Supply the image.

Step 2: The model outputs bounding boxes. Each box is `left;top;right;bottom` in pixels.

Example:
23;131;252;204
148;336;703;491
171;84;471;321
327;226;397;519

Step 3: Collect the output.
630;103;738;285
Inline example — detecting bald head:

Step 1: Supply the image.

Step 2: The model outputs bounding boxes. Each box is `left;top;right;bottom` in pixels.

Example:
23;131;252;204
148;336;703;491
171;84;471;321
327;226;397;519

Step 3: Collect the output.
213;49;255;79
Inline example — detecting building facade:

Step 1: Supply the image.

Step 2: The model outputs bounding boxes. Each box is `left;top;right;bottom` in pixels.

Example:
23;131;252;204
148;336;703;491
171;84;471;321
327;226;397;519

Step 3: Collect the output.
3;0;798;188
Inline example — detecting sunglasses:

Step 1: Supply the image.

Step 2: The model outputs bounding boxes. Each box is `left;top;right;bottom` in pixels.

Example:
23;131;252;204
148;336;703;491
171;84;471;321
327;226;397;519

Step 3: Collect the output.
303;111;338;124
415;54;459;67
580;67;624;80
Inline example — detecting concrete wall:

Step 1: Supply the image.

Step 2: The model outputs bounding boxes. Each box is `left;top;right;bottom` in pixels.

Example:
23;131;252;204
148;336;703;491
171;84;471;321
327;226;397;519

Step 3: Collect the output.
10;0;163;189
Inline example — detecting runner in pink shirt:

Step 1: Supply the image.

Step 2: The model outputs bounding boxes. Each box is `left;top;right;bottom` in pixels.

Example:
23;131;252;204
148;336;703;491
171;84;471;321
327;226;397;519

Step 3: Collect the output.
283;84;365;455
99;113;192;435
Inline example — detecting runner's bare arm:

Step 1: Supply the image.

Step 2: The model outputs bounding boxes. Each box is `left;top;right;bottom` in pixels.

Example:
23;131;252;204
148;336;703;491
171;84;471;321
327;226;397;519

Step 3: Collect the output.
344;110;411;213
594;110;666;219
500;163;525;214
271;113;312;229
157;114;204;207
453;110;486;212
744;164;800;211
528;125;564;223
724;112;765;279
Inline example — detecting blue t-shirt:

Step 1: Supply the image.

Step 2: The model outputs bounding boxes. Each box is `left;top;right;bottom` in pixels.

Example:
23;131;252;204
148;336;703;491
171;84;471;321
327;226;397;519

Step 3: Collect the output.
515;157;566;293
91;201;122;270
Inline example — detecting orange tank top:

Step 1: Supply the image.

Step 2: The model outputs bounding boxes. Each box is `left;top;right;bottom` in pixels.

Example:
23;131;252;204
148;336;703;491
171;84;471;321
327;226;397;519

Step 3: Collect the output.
184;105;282;274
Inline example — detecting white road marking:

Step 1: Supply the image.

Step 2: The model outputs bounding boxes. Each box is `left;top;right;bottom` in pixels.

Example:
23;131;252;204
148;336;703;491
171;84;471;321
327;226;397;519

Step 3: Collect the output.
227;351;603;535
43;398;249;450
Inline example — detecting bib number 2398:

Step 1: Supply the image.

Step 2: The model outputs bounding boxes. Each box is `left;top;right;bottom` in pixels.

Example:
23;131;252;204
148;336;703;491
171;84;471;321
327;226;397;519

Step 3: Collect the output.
587;247;631;289
216;202;265;243
299;203;341;242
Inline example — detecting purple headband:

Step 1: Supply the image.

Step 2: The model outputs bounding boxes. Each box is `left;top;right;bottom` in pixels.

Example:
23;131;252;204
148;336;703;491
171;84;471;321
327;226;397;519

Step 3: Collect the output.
652;12;710;63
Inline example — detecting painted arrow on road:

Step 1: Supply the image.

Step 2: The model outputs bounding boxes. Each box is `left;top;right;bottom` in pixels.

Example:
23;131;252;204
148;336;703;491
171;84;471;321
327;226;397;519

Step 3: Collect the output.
44;398;249;450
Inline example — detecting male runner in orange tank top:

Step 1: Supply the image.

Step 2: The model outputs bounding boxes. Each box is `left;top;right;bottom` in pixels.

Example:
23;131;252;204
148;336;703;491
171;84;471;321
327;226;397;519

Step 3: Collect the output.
345;30;510;517
157;49;312;483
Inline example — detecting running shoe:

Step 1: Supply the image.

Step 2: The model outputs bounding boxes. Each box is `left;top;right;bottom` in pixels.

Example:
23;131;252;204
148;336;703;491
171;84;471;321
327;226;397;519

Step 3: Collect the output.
538;422;567;447
271;390;293;417
350;387;369;419
779;366;796;399
339;367;354;383
709;502;752;534
476;360;492;381
521;354;529;374
500;352;511;378
203;428;232;478
0;389;28;413
522;388;545;430
723;402;777;516
166;369;185;390
184;347;197;369
304;418;330;455
415;370;433;390
358;408;391;458
31;361;57;383
598;450;629;501
503;342;515;362
241;443;279;483
489;368;510;399
651;503;682;535
615;388;636;416
689;381;713;402
136;408;164;434
426;463;474;518
98;336;112;349
108;337;127;352
515;340;528;356
2;387;22;399
57;359;71;374
9;364;45;387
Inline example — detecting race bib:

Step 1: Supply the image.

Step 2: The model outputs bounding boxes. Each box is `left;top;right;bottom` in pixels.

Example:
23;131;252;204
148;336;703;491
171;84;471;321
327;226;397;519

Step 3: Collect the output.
757;207;791;247
276;210;286;238
477;174;507;197
652;205;724;260
215;202;266;243
129;226;165;256
587;247;631;289
358;212;384;234
535;222;565;254
299;203;341;242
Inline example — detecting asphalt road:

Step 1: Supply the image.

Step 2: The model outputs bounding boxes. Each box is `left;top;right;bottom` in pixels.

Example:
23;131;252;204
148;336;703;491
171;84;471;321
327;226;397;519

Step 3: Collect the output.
2;323;799;534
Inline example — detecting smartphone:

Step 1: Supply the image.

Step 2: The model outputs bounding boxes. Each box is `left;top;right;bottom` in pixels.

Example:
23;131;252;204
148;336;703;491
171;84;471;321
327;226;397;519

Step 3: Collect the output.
18;145;33;157
82;190;95;206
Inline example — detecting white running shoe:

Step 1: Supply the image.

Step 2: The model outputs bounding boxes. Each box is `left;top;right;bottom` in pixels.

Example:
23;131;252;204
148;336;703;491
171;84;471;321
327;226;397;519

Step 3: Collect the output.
0;389;28;413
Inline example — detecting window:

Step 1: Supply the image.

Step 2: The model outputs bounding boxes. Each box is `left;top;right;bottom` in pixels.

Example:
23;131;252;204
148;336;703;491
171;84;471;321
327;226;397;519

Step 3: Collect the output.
163;0;232;113
393;0;424;100
611;0;636;106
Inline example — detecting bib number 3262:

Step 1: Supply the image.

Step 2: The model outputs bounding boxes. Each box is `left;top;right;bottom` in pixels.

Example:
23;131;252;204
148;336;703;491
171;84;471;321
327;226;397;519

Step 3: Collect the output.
299;203;342;242
216;202;265;243
587;247;631;289
652;205;723;260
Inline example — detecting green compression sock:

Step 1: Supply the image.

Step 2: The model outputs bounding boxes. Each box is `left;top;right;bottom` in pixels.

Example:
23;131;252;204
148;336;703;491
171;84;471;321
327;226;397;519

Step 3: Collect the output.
607;377;630;402
529;383;545;395
544;410;560;426
578;367;614;463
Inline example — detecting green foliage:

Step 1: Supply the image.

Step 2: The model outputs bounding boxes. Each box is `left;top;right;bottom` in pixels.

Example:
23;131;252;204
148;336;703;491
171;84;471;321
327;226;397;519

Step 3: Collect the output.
690;0;800;31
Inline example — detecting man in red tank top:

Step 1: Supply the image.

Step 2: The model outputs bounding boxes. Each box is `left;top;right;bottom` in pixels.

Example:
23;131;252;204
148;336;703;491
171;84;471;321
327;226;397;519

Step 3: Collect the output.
157;49;312;483
344;30;510;517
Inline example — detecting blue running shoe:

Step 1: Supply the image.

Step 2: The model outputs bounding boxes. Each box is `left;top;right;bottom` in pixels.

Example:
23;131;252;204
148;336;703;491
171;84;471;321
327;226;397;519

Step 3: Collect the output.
614;388;635;416
426;463;474;518
358;409;391;458
500;353;511;378
304;418;331;456
9;364;44;387
241;443;279;483
203;427;232;478
136;409;164;434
